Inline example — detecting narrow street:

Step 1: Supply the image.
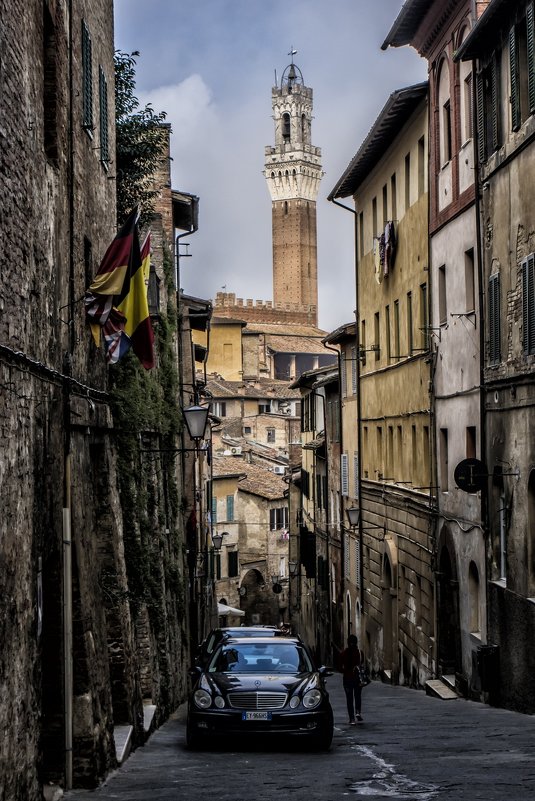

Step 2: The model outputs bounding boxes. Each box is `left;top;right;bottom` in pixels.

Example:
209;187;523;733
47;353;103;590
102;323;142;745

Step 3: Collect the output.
65;678;535;801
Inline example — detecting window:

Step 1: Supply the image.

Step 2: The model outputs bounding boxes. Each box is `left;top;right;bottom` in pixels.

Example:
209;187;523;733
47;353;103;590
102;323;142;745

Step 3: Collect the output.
372;197;377;237
387;426;394;478
420;283;429;350
489;273;501;363
439;265;447;325
270;507;288;530
468;562;480;633
282;112;291;141
466;426;477;459
440;428;449;492
443;99;452;163
81;20;93;132
394;300;400;359
43;3;58;163
351;346;357;394
477;51;501;163
390;173;397;222
244;425;252;435
463;72;473;142
211;496;217;524
99;66;109;167
465;248;475;313
423;425;430;481
404;152;411;210
411;425;417;477
355;536;361;588
341;454;349;496
382;183;388;228
147;265;161;315
522;255;535;355
376;426;383;478
341;352;347;396
374;312;380;360
226;495;234;521
385;305;391;362
407;291;413;356
353;452;359;500
362;427;368;478
358;211;364;258
418;136;425;197
510;15;530;130
228;550;239;578
361;320;366;366
212;401;227;417
267;427;275;444
259;402;271;414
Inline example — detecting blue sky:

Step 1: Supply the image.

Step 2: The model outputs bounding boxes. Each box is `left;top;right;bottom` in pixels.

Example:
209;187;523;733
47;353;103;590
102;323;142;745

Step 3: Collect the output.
114;0;426;332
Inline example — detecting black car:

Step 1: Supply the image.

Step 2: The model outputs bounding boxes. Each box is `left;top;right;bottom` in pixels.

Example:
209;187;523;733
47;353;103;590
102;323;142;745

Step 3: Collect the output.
195;625;285;668
186;637;334;750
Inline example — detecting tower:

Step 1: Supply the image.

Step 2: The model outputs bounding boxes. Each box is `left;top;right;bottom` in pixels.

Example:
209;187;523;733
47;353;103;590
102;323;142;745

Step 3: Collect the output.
264;55;322;326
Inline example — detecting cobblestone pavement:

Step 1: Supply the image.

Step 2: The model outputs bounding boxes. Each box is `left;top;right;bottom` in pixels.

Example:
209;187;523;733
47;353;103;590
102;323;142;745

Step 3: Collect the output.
64;677;535;800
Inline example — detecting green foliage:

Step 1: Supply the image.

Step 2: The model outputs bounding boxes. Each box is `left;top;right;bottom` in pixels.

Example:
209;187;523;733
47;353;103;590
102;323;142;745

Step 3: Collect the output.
115;50;169;228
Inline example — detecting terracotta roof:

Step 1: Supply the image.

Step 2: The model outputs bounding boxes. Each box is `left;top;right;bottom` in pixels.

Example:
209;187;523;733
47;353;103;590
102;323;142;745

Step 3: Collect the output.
212;456;248;478
243;322;328;337
237;461;287;501
217;417;243;438
206;377;301;399
265;334;335;355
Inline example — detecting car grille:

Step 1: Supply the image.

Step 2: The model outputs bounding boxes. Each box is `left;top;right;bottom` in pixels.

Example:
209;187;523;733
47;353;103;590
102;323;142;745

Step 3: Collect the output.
227;692;287;710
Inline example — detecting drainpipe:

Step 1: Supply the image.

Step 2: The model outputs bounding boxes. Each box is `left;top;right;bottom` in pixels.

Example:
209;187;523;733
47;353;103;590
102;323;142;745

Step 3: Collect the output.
63;0;75;788
328;197;363;617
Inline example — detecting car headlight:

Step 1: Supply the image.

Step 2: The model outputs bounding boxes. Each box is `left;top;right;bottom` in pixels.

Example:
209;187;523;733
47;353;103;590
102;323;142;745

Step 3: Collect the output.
302;689;322;710
214;695;226;709
194;689;212;709
289;696;300;709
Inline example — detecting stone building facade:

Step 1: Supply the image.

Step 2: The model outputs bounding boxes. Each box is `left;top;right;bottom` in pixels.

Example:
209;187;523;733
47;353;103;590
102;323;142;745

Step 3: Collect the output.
457;0;535;713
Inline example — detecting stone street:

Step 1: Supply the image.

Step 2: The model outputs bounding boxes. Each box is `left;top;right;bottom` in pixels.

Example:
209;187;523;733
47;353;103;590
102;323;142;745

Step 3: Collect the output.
64;677;535;801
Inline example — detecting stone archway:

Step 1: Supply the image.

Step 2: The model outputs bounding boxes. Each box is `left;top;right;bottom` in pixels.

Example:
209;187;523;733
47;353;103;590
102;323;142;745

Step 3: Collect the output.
437;527;461;676
239;569;279;626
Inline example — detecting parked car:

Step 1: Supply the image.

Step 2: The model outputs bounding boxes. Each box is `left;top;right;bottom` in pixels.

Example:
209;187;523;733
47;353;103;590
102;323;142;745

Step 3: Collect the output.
186;636;334;750
195;625;285;668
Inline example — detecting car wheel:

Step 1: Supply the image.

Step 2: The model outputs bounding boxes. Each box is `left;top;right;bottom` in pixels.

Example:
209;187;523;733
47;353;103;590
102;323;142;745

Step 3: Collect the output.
185;720;203;750
311;723;333;751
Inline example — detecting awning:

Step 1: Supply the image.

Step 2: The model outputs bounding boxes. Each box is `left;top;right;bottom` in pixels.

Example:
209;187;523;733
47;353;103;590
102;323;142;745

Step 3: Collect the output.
217;602;245;617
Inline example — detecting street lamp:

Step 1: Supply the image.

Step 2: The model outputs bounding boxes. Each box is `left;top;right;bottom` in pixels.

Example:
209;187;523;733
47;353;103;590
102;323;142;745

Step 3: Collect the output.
289;560;299;578
212;531;228;552
346;507;360;528
183;404;209;442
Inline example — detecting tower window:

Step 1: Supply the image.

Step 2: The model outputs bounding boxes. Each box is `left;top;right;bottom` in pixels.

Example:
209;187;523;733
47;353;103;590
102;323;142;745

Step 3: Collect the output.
283;113;291;141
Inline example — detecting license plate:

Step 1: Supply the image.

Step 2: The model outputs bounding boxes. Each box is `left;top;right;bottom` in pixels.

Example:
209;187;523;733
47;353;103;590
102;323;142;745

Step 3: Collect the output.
242;711;272;721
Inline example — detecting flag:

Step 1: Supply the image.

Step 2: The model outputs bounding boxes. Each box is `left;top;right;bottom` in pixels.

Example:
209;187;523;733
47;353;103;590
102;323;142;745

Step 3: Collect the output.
84;208;154;369
117;232;155;369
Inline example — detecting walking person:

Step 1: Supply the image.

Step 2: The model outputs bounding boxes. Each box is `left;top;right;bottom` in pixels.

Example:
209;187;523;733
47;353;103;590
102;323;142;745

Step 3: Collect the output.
341;634;364;725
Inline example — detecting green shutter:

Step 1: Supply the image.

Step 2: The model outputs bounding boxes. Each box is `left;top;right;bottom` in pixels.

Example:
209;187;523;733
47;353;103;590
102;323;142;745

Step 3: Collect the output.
211;496;217;524
523;256;535;355
226;495;234;521
510;25;521;131
528;3;535;113
99;67;109;165
476;72;486;163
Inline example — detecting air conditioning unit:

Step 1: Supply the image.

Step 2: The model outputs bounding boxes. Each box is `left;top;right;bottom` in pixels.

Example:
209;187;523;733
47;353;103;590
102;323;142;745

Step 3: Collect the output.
273;466;285;475
230;447;242;455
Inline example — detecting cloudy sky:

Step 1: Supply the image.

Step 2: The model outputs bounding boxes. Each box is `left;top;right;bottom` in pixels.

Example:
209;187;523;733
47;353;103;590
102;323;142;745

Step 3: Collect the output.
114;0;426;332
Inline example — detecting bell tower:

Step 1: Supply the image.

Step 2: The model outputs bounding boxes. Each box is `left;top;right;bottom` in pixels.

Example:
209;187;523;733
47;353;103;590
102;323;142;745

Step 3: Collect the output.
264;53;322;326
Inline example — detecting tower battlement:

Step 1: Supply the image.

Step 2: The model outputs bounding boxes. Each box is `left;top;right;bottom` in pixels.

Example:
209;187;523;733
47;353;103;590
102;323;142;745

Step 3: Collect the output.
214;292;317;326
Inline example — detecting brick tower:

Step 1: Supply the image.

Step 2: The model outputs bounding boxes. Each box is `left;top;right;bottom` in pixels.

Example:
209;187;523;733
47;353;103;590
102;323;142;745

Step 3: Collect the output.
264;54;322;326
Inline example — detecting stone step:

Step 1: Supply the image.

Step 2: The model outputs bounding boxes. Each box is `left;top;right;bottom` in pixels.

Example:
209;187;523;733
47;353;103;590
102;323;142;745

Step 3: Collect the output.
441;674;456;692
381;669;393;683
113;724;133;765
425;678;458;700
143;702;156;733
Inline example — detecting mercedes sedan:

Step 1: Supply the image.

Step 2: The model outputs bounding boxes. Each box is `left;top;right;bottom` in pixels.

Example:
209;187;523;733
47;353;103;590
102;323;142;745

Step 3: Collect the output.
186;637;333;750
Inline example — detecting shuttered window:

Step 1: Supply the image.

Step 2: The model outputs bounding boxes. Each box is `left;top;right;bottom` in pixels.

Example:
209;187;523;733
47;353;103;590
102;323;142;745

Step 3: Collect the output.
211;496;217;524
226;495;234;521
351;346;357;394
355;536;361;588
522;255;535;355
353;453;359;500
99;66;109;166
81;21;93;131
528;2;535;113
488;274;501;364
491;54;500;152
341;453;349;497
510;25;521;131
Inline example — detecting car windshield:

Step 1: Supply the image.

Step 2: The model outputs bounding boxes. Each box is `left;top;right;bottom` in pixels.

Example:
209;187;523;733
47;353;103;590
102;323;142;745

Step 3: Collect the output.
208;641;313;674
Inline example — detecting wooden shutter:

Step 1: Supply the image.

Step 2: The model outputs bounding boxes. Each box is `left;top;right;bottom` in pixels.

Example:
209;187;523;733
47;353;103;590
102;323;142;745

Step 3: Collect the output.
476;72;486;164
99;67;109;165
523;255;535;354
528;2;535;113
341;453;349;496
491;54;500;152
353;452;359;500
81;21;93;130
355;536;361;588
351;346;357;394
488;274;501;364
510;25;521;131
211;496;217;524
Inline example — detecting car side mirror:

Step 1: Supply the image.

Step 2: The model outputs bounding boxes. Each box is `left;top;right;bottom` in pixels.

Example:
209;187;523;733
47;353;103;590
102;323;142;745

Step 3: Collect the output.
319;666;334;677
189;665;202;679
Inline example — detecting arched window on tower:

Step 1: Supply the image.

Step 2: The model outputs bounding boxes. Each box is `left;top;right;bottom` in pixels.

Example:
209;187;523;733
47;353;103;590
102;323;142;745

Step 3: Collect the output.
283;112;291;142
301;113;306;141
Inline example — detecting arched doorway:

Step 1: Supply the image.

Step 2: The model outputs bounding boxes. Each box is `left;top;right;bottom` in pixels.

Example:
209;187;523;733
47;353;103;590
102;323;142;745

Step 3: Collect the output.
240;569;278;626
437;542;461;675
